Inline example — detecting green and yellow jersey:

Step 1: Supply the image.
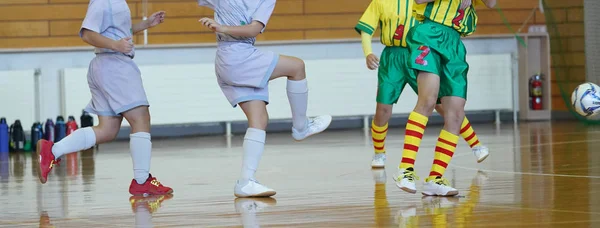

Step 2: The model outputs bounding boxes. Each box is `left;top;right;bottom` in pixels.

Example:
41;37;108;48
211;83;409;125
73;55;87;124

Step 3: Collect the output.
413;0;484;36
355;0;417;47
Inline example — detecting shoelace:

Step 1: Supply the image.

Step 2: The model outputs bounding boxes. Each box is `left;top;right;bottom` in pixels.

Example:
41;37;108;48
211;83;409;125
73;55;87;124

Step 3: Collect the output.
49;159;62;169
434;177;451;186
396;170;419;182
150;178;163;187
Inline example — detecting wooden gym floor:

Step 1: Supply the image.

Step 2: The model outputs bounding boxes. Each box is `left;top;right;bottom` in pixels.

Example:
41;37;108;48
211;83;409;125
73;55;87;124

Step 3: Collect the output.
1;121;599;227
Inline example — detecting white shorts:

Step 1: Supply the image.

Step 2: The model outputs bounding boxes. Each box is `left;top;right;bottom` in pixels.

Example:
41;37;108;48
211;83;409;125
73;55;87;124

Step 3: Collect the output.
85;53;149;116
215;42;279;107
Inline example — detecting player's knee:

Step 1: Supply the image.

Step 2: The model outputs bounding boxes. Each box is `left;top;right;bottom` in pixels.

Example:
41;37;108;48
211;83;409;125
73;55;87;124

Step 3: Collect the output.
122;106;151;132
443;108;465;126
290;58;306;80
375;105;393;119
248;114;268;130
415;94;438;115
435;104;444;114
127;115;151;133
94;125;120;143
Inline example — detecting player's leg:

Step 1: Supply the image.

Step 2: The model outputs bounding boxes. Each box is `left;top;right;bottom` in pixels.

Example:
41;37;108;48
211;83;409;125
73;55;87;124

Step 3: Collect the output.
370;47;406;168
218;50;275;197
36;115;121;184
122;106;173;196
371;103;392;168
395;71;439;193
423;31;469;196
435;105;489;162
36;58;123;184
422;96;464;196
269;55;332;141
235;99;276;198
106;55;171;196
395;40;441;194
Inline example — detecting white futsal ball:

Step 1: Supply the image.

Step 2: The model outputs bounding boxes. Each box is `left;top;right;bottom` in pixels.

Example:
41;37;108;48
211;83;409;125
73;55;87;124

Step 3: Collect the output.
571;82;600;117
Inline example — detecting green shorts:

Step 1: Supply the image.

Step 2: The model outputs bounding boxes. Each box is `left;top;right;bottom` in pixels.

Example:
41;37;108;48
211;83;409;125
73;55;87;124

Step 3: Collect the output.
406;19;469;100
376;46;418;105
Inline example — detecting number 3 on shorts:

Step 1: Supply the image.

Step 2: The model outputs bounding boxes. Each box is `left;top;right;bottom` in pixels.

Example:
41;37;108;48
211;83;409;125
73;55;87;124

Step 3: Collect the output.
415;46;430;66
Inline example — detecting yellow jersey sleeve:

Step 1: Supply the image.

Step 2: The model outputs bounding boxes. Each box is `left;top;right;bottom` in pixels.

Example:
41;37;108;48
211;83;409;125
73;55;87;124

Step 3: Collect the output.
412;2;427;21
473;0;485;7
355;0;380;35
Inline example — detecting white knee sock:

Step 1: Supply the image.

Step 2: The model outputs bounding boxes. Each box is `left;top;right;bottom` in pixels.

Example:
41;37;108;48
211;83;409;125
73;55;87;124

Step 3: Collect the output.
241;128;266;180
286;79;309;131
130;132;151;184
52;127;96;158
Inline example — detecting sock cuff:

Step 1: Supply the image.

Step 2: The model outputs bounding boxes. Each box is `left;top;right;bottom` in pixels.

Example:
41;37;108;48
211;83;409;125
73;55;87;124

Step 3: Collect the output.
439;129;459;142
245;128;266;143
371;120;388;132
130;132;151;140
286;79;308;93
409;111;429;125
82;127;97;145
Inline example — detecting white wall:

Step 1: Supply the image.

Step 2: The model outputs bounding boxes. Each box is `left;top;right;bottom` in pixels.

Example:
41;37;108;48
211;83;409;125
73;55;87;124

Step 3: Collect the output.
0;38;518;123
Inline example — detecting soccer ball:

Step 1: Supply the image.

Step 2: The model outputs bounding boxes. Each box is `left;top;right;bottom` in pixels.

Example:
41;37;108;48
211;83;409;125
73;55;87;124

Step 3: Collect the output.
571;82;600;117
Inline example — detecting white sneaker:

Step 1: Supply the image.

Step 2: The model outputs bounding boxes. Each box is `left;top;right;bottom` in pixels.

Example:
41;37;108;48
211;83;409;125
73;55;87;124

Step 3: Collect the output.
292;115;332;141
372;169;387;184
234;179;276;198
422;176;458;196
472;145;489;163
234;197;277;213
371;153;386;168
394;167;418;194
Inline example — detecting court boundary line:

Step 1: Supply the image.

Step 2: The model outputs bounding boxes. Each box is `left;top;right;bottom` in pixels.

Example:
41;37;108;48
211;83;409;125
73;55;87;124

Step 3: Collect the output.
450;138;600;179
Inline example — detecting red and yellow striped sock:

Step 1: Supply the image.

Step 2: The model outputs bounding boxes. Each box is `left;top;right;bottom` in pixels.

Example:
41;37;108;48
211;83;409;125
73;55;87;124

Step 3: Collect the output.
459;117;481;148
399;112;429;169
428;129;459;181
371;121;388;154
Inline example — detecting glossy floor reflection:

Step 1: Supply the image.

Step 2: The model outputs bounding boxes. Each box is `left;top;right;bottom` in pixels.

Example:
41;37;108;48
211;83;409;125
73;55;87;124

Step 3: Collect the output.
1;121;600;227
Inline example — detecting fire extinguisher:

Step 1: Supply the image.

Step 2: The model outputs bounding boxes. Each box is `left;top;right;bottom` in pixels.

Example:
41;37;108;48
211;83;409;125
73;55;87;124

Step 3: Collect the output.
529;74;543;110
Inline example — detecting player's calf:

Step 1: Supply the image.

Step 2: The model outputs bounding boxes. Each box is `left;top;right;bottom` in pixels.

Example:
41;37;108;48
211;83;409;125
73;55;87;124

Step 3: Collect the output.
439;97;466;135
122;106;173;196
371;103;393;168
267;55;331;140
438;104;490;163
239;100;269;130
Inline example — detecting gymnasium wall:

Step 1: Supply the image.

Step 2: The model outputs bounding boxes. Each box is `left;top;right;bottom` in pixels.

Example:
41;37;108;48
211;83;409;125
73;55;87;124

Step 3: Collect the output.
543;0;586;111
0;0;545;48
0;0;581;113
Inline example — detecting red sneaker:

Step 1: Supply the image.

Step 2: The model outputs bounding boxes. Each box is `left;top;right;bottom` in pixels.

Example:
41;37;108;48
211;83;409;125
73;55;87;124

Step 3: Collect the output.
129;174;173;196
36;139;61;184
129;194;173;213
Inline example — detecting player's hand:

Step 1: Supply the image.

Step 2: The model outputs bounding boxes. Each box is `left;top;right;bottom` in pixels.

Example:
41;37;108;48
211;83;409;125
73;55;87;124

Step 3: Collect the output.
147;11;166;28
199;17;225;33
112;37;134;54
460;0;472;10
366;54;380;70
